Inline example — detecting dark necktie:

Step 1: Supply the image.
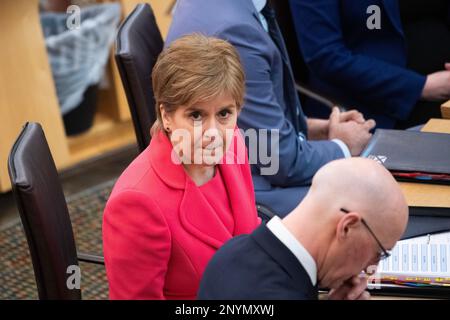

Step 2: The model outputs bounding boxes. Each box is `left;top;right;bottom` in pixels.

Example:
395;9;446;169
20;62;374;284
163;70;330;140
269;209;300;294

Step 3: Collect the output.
260;2;307;138
261;3;291;66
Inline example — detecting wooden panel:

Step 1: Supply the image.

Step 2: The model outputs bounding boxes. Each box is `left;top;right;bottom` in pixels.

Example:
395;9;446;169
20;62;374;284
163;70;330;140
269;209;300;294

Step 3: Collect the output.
119;0;174;38
92;0;131;121
398;119;450;208
97;53;131;122
97;0;175;122
100;0;174;37
67;113;136;165
0;0;70;192
441;100;450;120
400;182;450;208
422;118;450;134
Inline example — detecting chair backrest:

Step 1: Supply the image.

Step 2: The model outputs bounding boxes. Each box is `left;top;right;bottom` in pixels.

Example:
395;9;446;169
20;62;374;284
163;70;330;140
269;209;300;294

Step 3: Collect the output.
8;122;81;300
115;3;164;152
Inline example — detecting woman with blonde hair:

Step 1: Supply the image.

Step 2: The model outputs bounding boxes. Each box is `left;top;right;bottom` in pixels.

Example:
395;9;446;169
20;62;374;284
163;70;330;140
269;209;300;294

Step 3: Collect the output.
103;34;260;299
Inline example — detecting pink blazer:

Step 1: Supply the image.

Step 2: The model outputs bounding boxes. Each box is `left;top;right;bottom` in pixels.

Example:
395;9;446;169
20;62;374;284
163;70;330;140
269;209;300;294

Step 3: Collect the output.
103;129;260;299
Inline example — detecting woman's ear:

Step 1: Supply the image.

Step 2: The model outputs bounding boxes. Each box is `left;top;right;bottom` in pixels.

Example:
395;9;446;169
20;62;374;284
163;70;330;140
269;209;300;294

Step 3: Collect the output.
160;104;171;130
236;103;243;116
336;212;361;241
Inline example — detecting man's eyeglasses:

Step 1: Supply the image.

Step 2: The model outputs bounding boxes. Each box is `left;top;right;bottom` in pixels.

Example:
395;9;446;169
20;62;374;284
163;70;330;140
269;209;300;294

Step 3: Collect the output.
340;208;391;260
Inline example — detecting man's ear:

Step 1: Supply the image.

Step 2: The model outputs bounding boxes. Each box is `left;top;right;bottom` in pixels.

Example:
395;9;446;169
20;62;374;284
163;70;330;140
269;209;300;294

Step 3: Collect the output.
336;212;361;241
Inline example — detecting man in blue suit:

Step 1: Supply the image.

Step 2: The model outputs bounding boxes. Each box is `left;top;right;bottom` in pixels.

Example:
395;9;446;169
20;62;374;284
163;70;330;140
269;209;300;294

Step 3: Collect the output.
198;158;409;299
166;0;375;216
290;0;450;129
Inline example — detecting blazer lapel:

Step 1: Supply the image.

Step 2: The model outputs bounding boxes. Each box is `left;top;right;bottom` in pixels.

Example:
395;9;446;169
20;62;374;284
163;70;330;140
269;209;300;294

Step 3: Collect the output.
178;129;258;249
149;131;186;189
252;224;318;299
178;179;233;249
219;129;259;235
248;0;266;29
151;129;257;250
150;131;232;249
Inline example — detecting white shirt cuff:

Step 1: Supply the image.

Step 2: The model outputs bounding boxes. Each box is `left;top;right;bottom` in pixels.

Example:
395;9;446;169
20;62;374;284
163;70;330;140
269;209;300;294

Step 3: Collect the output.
332;139;351;158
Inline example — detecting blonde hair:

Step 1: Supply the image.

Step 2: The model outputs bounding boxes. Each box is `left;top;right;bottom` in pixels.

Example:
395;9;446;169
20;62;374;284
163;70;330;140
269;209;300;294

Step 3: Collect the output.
151;33;245;135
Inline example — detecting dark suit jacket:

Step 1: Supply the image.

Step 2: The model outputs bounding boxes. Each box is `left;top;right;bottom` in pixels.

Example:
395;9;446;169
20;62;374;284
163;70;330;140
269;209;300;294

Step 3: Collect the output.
290;0;427;129
166;0;344;216
198;223;318;300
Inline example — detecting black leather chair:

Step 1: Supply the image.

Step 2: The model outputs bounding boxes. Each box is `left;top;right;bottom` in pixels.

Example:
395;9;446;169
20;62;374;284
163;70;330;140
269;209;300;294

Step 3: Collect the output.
115;3;164;152
8;122;104;300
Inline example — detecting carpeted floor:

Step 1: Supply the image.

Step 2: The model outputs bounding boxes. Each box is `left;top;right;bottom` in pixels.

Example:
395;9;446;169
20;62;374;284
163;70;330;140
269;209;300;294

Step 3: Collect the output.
0;179;116;300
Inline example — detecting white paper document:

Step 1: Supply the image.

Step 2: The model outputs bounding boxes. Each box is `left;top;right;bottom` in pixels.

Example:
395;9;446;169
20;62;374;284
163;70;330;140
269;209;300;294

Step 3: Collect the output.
376;231;450;285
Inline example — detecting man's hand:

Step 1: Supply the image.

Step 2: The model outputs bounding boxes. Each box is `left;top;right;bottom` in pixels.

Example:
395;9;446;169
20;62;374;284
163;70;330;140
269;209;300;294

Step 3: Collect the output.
422;63;450;101
328;107;376;156
328;274;371;300
307;109;366;141
339;109;365;124
307;118;329;140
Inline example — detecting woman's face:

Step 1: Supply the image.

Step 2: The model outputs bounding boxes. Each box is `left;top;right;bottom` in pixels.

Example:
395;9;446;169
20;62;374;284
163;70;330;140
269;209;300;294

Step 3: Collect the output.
161;93;238;168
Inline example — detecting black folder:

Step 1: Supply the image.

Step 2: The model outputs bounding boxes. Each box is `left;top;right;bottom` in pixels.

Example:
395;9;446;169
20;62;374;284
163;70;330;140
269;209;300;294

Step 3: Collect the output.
362;129;450;239
361;129;450;185
402;215;450;239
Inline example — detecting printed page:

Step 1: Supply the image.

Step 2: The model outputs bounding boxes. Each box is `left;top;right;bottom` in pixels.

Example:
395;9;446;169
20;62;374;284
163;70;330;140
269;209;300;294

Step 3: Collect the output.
376;231;450;284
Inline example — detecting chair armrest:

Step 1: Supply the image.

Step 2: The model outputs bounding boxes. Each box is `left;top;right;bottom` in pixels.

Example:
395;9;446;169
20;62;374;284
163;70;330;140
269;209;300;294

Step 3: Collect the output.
77;252;105;265
294;82;347;112
256;203;277;222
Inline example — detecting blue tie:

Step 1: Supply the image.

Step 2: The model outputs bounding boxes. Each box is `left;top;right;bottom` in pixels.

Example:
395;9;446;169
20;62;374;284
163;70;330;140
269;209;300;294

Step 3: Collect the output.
261;3;308;138
261;4;291;66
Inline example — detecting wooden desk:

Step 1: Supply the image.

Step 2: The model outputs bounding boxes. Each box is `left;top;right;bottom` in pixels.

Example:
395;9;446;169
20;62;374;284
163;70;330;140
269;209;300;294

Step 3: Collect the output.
442;100;450;119
373;119;449;300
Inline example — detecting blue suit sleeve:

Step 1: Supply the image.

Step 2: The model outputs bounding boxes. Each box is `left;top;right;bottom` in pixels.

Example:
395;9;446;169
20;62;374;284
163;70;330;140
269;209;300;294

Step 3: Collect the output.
289;0;426;121
218;23;344;187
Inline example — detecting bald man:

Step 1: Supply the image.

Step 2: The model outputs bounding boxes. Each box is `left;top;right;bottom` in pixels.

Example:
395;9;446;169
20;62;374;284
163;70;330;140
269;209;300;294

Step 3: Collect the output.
198;158;409;300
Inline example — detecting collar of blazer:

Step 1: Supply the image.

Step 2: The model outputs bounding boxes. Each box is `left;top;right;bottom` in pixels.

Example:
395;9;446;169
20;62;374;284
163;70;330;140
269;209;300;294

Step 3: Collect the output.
245;0;265;30
148;128;246;190
147;128;258;248
252;224;318;299
148;130;187;190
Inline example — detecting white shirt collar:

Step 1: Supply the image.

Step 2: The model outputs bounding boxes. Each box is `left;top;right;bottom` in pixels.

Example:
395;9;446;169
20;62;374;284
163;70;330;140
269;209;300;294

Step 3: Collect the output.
252;0;267;12
266;216;317;286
